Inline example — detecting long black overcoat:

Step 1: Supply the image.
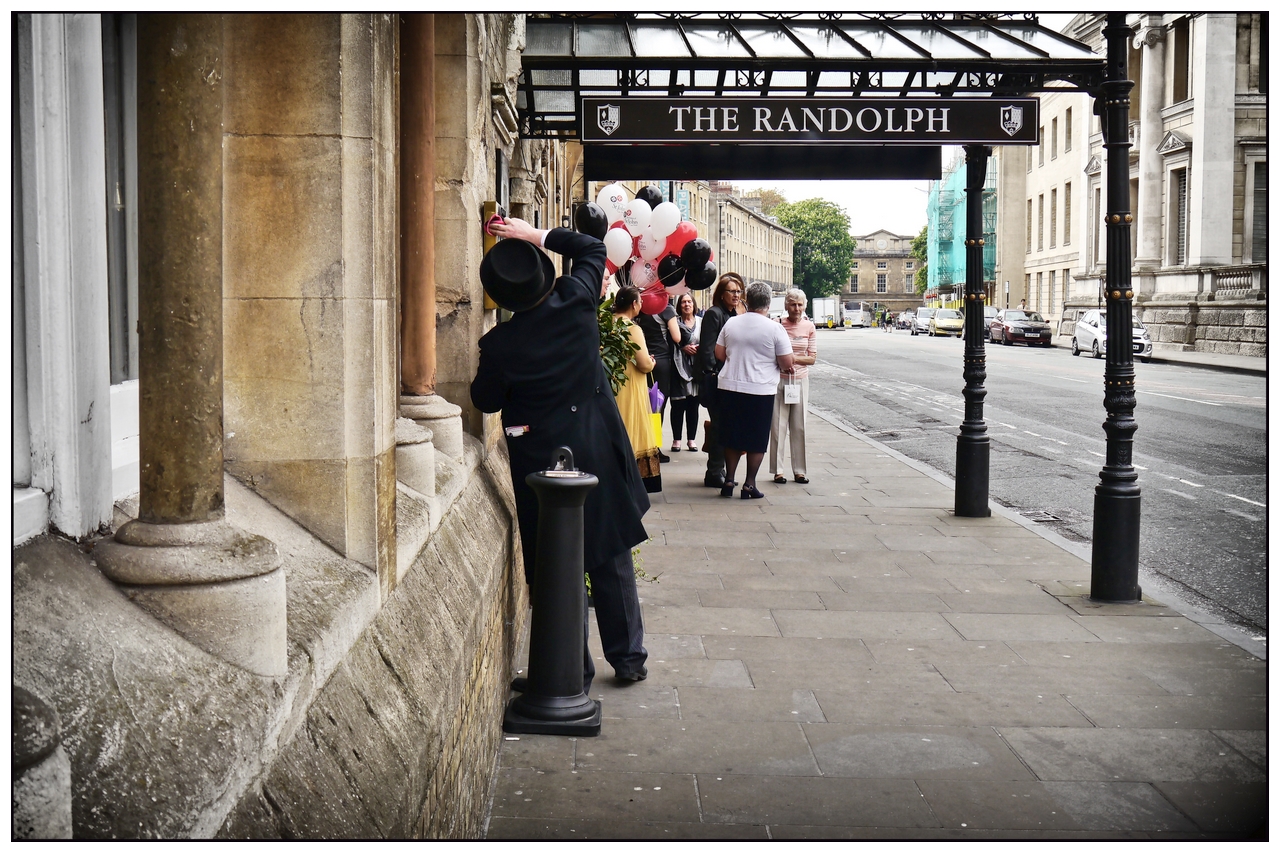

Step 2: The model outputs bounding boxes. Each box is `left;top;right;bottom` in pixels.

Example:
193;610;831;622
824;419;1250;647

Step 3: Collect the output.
471;228;650;579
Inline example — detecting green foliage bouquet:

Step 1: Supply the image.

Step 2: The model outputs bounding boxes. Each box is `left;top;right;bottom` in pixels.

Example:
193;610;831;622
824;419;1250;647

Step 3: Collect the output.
598;296;639;396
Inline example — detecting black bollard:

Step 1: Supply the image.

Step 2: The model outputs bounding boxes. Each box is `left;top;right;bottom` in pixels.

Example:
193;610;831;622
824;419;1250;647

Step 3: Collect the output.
503;446;603;736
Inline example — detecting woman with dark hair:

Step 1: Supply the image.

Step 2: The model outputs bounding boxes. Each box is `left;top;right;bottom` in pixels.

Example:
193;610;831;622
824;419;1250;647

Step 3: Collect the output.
714;281;794;499
611;284;661;493
694;273;745;488
668;292;701;452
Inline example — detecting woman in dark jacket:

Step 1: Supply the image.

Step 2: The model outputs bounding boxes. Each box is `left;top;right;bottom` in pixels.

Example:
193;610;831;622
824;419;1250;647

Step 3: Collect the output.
694;273;745;489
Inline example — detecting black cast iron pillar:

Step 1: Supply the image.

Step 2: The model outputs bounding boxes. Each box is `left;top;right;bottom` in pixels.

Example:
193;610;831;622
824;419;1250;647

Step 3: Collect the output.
504;447;603;736
1090;13;1142;603
955;144;991;518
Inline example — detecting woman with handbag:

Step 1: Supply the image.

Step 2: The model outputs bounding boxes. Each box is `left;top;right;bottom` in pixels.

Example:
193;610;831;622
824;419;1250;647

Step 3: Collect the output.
769;288;817;485
668;292;702;453
611;284;662;493
694;273;745;489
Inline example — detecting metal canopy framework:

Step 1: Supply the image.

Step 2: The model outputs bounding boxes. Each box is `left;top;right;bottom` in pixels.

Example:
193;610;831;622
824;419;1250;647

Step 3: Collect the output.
518;12;1106;138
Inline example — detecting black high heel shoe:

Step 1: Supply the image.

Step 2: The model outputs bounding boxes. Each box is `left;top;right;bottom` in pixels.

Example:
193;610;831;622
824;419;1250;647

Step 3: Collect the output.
740;484;765;500
719;481;737;497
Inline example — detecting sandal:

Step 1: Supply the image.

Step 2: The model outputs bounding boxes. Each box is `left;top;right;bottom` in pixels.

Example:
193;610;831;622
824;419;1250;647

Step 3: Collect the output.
773;475;787;484
719;481;737;498
794;475;809;484
740;485;765;500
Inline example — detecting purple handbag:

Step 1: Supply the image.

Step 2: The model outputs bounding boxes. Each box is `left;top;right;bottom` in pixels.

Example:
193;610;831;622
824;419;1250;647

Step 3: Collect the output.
649;382;665;413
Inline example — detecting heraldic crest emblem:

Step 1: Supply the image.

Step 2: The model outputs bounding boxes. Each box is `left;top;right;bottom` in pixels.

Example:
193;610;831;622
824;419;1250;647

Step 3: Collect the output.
1000;105;1023;137
597;104;620;136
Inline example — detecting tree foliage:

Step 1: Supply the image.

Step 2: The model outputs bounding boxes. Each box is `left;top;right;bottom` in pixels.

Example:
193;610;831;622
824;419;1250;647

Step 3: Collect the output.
909;225;929;296
773;199;856;300
746;187;787;214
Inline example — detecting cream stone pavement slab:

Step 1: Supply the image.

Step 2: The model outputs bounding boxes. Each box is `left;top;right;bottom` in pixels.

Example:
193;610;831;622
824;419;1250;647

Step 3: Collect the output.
487;414;1266;840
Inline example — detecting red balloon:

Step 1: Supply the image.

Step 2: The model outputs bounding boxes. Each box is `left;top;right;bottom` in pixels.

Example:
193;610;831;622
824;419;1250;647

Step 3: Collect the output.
664;221;698;258
605;258;618;275
639;284;669;315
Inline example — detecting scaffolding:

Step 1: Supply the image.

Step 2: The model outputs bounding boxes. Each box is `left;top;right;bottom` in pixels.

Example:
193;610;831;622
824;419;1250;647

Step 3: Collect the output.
926;155;997;303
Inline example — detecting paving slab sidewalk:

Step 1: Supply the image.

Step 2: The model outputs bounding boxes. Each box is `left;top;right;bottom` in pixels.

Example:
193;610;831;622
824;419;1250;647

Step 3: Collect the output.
486;413;1266;840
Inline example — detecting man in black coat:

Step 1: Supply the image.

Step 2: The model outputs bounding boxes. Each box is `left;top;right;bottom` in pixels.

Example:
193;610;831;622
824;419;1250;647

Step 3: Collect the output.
471;218;649;690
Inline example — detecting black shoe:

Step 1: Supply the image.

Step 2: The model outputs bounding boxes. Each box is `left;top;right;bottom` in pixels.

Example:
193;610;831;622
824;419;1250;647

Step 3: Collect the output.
658;451;671;463
719;481;737;498
704;474;726;488
740;485;765;500
615;666;647;683
510;676;529;693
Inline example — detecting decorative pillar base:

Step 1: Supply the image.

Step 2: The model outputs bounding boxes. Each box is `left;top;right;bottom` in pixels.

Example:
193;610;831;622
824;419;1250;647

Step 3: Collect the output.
395;417;436;498
12;687;72;839
96;519;287;677
1090;491;1142;603
503;695;601;737
954;436;991;518
400;394;464;461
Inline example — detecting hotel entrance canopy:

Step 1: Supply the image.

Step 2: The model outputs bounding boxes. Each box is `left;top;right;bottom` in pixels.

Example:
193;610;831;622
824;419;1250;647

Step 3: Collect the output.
518;13;1106;140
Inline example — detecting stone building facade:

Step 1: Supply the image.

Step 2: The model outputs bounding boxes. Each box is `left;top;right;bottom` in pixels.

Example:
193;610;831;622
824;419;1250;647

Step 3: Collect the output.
994;13;1267;352
13;12;576;838
844;230;920;315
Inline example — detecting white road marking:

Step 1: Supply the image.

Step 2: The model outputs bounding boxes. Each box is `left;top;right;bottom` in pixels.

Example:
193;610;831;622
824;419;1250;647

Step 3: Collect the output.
998;422;1017;429
1223;508;1262;522
1024;431;1042;437
1138;390;1223;406
1089;451;1105;458
1218;492;1266;508
1179;479;1204;488
1162;489;1198;501
1060;377;1088;383
1040;446;1062;454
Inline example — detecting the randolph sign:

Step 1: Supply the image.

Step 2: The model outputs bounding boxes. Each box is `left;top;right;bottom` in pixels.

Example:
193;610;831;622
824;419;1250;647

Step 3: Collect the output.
582;97;1039;146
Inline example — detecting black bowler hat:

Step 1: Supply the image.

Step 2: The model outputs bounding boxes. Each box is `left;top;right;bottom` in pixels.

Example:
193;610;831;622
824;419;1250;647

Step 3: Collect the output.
480;238;557;312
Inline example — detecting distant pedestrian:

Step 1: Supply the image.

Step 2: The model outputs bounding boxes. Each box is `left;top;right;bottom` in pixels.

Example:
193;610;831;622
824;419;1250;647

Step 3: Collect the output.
669;292;701;452
770;289;816;485
1018;298;1026;310
695;273;746;489
715;281;795;499
634;292;679;463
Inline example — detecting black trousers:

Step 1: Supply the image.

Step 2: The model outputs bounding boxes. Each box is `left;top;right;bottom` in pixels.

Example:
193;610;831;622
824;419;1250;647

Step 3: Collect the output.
583;548;647;691
669;395;700;441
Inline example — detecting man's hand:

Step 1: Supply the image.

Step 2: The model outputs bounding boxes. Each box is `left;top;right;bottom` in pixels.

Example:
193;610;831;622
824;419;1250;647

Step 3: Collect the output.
490;217;545;245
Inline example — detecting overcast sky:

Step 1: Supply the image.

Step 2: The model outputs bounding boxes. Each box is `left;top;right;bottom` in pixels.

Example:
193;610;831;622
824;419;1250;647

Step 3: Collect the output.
740;13;1082;239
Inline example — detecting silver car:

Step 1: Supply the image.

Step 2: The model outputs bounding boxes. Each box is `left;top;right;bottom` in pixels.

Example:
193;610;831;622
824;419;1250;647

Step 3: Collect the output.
910;307;936;336
1073;308;1153;363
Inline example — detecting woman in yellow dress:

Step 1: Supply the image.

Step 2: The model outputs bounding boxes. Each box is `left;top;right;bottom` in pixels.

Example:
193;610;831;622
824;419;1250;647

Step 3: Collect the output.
611;284;661;493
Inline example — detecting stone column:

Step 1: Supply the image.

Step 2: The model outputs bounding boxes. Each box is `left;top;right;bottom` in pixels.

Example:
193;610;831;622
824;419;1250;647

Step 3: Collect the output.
401;13;437;397
1188;13;1238;267
1132;16;1166;279
97;15;286;677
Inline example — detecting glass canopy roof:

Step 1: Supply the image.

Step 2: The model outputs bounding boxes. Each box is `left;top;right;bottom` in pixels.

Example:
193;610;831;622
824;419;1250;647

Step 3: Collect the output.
518;13;1106;138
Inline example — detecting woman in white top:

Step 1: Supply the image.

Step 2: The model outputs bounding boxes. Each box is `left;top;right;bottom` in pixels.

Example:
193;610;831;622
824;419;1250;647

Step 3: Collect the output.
714;281;795;499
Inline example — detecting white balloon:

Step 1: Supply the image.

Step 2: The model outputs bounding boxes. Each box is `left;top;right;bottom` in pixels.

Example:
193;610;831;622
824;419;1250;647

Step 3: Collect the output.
603;228;634;267
622;198;652;236
636;227;664;262
632;261;659;290
650;202;681;239
596;183;628;224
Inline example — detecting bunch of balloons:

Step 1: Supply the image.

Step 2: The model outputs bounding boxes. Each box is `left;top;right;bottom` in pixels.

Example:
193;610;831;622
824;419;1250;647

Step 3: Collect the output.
573;183;718;315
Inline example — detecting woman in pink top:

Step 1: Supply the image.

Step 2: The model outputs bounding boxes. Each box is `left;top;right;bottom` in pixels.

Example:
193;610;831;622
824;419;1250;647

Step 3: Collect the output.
769;289;817;484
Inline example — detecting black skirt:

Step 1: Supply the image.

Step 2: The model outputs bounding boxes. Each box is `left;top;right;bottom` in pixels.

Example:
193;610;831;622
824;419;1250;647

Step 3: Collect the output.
717;389;775;453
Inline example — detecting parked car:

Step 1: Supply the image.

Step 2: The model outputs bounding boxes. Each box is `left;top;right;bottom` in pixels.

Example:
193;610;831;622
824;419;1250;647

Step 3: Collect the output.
1072;309;1153;362
989;309;1053;346
929;308;965;337
896;310;915;330
910;307;936;336
982;306;998;338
